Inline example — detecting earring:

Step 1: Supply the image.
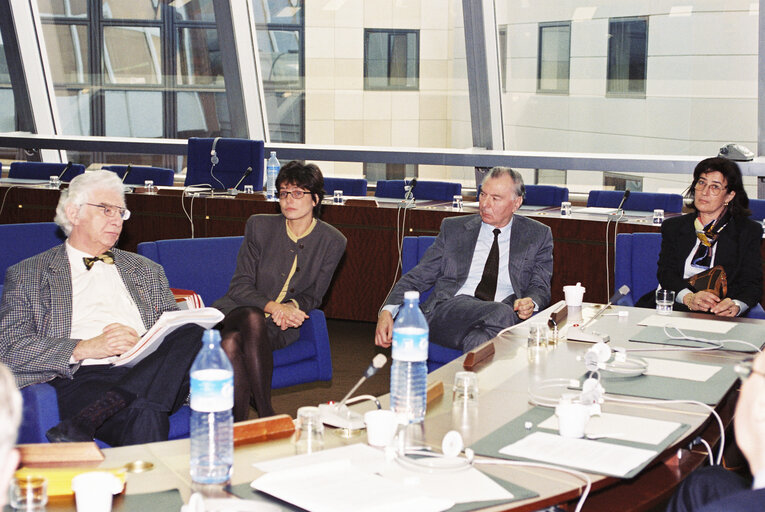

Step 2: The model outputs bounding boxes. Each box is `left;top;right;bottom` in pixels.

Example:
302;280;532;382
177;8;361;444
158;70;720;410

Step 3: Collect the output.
724;202;729;206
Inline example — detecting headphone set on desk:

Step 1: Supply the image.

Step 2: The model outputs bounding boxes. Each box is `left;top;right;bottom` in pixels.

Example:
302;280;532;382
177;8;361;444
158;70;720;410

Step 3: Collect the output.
208;137;225;189
390;430;474;473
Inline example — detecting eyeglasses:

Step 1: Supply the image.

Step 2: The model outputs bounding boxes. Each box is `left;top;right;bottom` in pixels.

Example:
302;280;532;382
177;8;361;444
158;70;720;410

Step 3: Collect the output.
694;179;726;196
278;189;309;200
85;203;131;220
734;358;765;379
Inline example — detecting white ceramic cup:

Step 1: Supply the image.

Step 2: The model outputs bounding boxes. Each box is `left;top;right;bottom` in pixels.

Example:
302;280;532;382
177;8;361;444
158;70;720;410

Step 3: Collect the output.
555;402;591;439
71;472;123;512
563;283;586;307
364;409;399;447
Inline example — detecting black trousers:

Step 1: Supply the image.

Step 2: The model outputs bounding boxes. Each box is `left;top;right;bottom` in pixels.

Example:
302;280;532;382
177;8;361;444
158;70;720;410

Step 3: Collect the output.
50;324;203;446
666;465;752;512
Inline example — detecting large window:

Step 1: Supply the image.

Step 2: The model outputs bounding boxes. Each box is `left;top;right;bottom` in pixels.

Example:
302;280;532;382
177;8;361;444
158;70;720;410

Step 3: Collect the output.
364;29;419;90
37;0;232;140
537;22;570;93
607;17;647;96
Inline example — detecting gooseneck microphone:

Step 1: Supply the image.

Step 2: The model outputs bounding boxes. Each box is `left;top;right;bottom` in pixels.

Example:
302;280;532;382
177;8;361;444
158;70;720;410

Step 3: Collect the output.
121;163;132;183
57;161;72;181
404;178;418;201
230;166;253;193
338;353;387;408
579;285;630;330
616;189;631;211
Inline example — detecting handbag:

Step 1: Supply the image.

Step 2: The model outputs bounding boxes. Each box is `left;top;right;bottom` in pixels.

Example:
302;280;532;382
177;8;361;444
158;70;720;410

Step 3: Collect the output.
687;265;727;298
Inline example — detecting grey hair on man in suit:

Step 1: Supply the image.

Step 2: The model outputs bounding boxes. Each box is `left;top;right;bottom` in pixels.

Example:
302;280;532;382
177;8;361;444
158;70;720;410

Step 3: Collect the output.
54;171;126;236
482;166;525;200
0;362;21;507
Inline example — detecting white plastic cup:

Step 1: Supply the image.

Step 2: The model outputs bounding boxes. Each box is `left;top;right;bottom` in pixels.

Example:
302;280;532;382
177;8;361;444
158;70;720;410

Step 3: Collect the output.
563;283;585;307
294;406;324;454
656;289;675;315
71;472;123;512
364;409;399;447
555;402;591;439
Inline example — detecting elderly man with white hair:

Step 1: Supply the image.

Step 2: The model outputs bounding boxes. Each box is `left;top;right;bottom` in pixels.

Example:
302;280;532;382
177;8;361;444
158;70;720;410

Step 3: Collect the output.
0;362;21;508
0;170;202;446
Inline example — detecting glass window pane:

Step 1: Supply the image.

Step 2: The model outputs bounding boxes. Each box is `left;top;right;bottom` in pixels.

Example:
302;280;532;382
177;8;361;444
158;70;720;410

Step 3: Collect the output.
263;91;302;143
102;0;160;20
364;30;419;90
253;0;302;24
103;26;161;85
171;0;216;22
176;28;224;86
257;29;300;85
42;24;89;84
607;18;647;95
37;0;87;18
176;91;231;138
55;89;91;135
538;23;570;93
104;90;162;137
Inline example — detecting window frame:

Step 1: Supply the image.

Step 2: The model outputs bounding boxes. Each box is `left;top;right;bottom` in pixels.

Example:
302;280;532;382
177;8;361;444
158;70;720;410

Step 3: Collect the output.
606;16;648;98
363;28;420;91
536;21;571;95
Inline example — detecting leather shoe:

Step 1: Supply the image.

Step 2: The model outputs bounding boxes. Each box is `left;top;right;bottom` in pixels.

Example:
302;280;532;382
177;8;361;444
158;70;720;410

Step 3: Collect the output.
45;422;94;443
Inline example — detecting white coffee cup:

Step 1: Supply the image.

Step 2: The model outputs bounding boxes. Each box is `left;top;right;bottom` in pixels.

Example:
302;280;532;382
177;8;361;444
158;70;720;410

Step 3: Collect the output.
71;472;123;512
563;282;586;307
555;401;591;439
364;409;399;447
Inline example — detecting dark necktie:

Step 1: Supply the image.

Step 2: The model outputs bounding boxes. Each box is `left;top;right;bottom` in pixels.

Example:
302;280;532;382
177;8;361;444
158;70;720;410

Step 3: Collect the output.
83;251;115;270
475;228;501;301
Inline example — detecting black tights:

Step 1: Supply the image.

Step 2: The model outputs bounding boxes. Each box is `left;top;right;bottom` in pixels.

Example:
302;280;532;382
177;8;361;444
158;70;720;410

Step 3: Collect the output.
219;307;275;421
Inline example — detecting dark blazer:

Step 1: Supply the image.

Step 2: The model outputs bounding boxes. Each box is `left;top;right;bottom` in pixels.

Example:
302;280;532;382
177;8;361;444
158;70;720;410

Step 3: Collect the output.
658;213;763;308
385;214;554;315
213;214;347;348
0;245;178;388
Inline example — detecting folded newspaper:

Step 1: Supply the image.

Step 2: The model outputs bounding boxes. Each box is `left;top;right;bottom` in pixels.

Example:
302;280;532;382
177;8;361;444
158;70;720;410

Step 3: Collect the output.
113;307;224;367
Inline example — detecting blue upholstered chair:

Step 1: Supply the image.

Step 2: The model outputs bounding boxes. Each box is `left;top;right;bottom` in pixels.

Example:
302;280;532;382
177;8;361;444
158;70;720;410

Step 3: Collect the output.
614;232;765;318
185;137;265;191
0;222;66;297
136;237;333;389
324;177;368;196
9;162;85;183
401;236;462;372
587;190;683;213
524;185;569;207
375;179;462;201
749;199;765;221
101;165;175;187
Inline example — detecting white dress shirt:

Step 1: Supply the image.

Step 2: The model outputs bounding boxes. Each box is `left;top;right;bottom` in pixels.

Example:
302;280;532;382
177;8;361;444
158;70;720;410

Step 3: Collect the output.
455;220;514;301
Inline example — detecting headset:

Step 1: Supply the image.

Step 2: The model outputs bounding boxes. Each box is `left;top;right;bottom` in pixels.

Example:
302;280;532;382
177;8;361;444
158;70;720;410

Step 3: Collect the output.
208;137;225;189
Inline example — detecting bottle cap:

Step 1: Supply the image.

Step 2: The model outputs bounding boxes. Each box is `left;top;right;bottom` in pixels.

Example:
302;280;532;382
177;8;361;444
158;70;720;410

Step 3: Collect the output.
403;291;420;300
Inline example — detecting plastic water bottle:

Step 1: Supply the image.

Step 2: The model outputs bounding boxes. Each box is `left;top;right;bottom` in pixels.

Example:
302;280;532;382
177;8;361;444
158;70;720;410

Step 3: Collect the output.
190;329;234;484
266;151;279;201
390;290;429;423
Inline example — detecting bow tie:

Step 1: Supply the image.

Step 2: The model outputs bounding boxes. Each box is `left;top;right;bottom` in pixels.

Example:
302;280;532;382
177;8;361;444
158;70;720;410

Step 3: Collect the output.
83;251;115;270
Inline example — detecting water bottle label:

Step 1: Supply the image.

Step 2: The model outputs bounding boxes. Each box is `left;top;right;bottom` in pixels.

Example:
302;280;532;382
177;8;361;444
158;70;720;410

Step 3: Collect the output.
191;369;234;412
392;328;428;362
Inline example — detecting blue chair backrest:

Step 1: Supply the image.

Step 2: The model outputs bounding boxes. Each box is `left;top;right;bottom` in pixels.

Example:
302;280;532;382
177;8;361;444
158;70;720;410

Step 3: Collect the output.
0;223;66;285
324;177;368;196
402;236;437;302
614;232;662;306
749;199;765;221
102;165;175;187
9;162;85;183
376;180;461;201
587;190;683;213
137;236;243;306
185;138;265;191
524;185;569;206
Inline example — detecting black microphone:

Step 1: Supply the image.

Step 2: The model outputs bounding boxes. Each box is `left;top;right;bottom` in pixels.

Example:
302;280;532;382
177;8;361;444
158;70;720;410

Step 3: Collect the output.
57;161;72;181
404;178;418;201
616;189;631;211
228;166;253;195
121;164;132;183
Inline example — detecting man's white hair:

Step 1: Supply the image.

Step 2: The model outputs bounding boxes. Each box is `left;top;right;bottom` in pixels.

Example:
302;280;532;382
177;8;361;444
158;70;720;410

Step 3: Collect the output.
54;170;125;236
0;363;21;457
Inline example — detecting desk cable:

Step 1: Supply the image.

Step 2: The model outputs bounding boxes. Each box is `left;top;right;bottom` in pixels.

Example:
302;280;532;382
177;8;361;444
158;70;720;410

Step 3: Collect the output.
0;184;17;219
181;184;212;238
604;209;626;300
378;200;411;316
617;325;762;354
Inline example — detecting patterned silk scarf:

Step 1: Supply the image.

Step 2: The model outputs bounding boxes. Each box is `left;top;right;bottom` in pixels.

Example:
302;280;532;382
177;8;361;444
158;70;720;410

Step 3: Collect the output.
691;210;730;269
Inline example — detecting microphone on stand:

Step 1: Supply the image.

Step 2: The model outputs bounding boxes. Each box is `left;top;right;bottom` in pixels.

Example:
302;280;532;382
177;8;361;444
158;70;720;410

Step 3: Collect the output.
318;354;388;429
403;178;418;205
121;164;132;183
228;167;253;195
567;285;630;343
57;161;73;182
615;189;631;212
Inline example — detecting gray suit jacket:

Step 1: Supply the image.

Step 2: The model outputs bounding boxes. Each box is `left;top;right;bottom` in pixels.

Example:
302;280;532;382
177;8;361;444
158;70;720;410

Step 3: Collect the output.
0;244;178;388
385;214;553;315
213;214;347;348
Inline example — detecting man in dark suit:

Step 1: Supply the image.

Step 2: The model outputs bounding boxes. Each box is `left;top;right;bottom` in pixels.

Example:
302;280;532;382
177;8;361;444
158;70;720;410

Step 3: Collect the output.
0;170;202;446
375;167;553;352
666;351;765;511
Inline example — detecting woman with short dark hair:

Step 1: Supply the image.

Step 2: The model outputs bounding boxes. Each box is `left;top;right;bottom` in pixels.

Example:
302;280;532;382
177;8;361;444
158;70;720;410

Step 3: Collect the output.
639;157;762;316
213;161;346;420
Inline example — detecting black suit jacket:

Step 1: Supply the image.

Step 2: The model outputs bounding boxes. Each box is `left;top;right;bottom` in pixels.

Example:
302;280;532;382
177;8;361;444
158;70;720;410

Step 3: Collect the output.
657;213;763;308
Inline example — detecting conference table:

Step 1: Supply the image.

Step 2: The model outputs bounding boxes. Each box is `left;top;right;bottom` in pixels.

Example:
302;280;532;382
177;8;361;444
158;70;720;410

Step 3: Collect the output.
0;182;676;322
24;302;754;512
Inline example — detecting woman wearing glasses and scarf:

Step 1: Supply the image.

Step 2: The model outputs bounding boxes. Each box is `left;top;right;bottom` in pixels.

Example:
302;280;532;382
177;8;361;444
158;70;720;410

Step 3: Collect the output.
213;161;346;421
638;157;762;316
